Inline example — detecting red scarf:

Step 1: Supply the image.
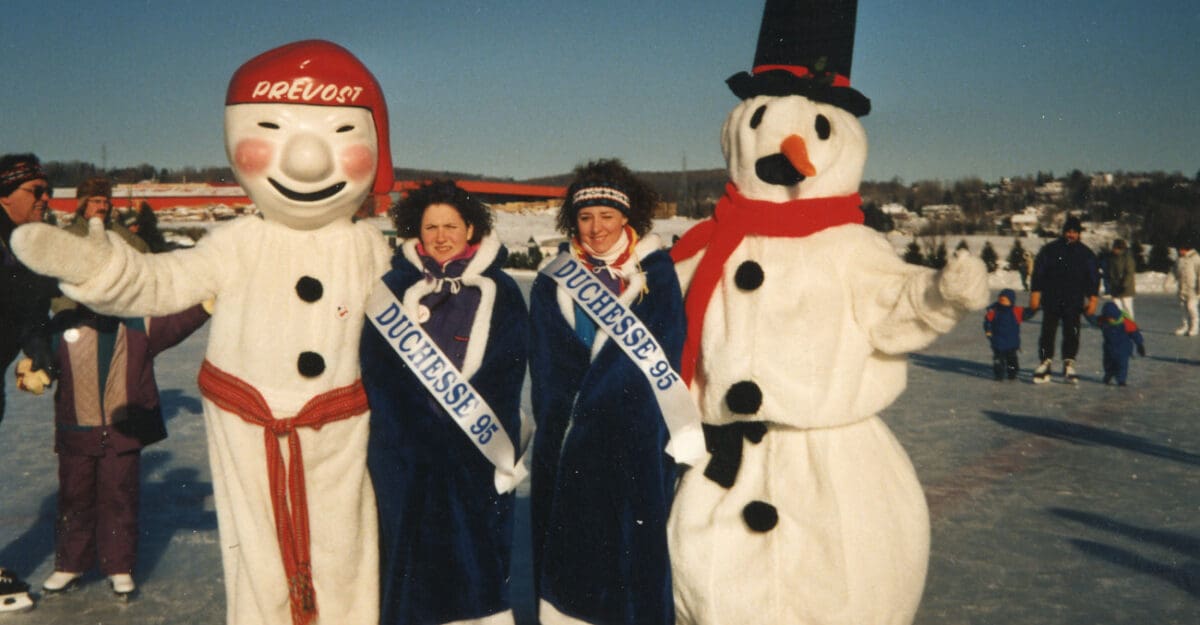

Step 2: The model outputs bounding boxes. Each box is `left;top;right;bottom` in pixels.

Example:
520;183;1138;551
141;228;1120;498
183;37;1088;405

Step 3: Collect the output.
571;224;639;293
671;182;863;384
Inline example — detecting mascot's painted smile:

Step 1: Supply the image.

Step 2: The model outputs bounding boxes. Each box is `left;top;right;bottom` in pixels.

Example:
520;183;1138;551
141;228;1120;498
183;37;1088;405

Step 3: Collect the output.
268;178;346;202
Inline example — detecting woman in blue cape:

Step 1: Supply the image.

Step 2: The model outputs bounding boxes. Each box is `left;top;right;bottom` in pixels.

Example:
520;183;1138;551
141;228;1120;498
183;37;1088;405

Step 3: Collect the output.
530;159;686;625
361;180;528;625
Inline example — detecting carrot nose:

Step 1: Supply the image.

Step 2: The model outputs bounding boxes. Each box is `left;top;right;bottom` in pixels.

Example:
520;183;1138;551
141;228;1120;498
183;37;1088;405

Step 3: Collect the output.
780;134;817;177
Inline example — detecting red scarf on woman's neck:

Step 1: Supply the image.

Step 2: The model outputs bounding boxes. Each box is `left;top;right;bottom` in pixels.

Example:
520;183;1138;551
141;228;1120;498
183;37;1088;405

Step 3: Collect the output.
670;182;863;384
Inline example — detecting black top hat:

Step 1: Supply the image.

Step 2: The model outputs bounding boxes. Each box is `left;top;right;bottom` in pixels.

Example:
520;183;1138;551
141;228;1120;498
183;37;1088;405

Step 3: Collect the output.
727;0;870;117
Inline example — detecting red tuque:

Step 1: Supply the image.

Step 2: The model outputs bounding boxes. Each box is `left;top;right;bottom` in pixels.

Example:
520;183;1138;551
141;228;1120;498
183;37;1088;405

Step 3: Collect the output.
671;182;863;385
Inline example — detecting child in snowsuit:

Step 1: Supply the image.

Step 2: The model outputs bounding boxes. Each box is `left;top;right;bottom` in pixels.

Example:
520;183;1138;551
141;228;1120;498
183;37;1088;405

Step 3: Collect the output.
983;288;1031;380
1097;301;1145;386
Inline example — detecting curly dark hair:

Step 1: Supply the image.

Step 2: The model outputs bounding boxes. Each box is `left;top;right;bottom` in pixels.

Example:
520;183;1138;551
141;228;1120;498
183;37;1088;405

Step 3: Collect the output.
556;158;658;238
389;179;493;244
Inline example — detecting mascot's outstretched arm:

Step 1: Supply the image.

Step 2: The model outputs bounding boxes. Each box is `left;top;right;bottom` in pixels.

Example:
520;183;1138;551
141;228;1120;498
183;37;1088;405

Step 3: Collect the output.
863;246;990;354
12;217;221;317
12;219;113;286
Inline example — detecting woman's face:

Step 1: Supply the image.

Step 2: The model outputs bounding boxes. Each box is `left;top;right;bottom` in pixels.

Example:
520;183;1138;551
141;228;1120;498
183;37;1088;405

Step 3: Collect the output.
575;205;628;255
420;202;473;264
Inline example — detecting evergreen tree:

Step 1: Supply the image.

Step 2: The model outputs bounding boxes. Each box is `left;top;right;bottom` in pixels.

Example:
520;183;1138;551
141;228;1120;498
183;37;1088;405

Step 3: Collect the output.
955;239;970;252
1007;239;1027;271
928;242;948;269
980;241;999;272
1147;243;1174;273
902;241;924;266
1131;240;1149;272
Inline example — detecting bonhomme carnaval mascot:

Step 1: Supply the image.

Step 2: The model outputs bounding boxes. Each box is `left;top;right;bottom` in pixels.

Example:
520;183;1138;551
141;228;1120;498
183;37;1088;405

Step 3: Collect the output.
13;40;393;625
666;2;989;624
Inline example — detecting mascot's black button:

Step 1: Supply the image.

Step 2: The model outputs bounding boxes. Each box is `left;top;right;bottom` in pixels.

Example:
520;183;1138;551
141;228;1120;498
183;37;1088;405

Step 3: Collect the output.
742;500;778;532
296;276;324;302
734;261;764;290
725;381;762;414
297;351;326;377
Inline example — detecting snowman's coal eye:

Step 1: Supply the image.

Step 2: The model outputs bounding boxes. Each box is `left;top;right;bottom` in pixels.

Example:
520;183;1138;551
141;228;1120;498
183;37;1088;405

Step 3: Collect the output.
258;122;280;130
749;105;766;129
815;115;831;140
336;125;355;133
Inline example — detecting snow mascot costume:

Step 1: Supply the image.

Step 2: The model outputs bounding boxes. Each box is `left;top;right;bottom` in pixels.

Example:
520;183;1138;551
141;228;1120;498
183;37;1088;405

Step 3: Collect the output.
666;2;989;624
13;40;394;625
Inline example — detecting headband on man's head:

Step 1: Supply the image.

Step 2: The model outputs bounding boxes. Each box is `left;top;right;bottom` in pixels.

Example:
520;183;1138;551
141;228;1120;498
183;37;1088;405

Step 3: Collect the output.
0;160;47;194
571;184;631;215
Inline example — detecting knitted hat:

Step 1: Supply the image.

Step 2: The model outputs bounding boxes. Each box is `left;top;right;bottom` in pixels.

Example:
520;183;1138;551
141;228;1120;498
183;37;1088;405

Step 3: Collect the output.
225;40;394;195
567;183;631;216
1062;216;1083;234
726;0;870;117
0;154;47;197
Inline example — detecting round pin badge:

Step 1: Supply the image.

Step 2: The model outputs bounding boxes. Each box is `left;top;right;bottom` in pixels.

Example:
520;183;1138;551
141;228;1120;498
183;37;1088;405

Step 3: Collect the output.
417;305;431;323
64;328;81;343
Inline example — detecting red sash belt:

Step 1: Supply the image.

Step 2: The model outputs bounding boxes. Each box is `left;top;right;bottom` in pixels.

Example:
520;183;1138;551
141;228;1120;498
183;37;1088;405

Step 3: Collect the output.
197;359;369;625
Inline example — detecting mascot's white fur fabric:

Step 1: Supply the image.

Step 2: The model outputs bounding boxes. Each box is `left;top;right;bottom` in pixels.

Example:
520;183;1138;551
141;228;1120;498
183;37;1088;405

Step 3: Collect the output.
14;40;393;625
667;2;989;624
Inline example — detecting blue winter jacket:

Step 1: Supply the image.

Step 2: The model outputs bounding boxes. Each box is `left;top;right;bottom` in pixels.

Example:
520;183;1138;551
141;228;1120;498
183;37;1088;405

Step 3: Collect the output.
983;288;1026;352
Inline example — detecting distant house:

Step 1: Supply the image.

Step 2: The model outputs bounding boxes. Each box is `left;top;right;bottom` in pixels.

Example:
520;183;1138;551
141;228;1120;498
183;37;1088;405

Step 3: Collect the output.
920;204;964;220
1010;207;1040;235
1035;180;1065;199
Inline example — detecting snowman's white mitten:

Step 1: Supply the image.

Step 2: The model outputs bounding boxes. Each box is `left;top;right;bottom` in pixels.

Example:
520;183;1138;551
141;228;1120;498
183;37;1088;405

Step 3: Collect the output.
11;218;113;285
937;249;989;310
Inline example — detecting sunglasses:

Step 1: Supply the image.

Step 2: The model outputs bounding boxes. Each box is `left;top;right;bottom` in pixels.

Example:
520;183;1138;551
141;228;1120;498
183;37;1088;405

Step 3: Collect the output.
19;185;51;199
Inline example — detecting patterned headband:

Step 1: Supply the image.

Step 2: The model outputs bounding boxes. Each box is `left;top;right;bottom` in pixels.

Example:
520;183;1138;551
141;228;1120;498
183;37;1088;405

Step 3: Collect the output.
571;185;630;214
0;160;47;191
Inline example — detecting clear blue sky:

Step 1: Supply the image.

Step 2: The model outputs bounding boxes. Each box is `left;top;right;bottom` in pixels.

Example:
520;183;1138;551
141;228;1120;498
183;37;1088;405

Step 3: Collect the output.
4;0;1197;183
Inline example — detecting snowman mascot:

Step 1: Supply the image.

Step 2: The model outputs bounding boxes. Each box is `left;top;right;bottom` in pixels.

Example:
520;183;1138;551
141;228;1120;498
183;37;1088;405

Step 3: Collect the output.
13;40;393;625
666;2;988;624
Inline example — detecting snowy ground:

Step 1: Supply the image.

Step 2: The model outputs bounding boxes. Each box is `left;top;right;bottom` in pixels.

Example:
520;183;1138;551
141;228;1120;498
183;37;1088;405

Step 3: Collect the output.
2;267;1197;623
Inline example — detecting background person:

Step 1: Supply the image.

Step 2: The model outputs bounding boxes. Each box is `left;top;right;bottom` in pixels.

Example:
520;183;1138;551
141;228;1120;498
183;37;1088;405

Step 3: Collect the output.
1173;231;1200;337
1105;238;1136;319
0;153;58;614
38;303;209;599
529;159;685;625
1028;217;1099;384
360;180;528;625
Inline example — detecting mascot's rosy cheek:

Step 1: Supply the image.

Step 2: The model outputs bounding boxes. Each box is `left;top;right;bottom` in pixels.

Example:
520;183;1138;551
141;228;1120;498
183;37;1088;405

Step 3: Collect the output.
340;144;376;182
234;139;273;175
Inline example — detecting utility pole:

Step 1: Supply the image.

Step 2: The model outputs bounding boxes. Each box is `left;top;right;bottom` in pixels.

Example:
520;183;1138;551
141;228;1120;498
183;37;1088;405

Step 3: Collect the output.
680;153;689;218
101;144;108;172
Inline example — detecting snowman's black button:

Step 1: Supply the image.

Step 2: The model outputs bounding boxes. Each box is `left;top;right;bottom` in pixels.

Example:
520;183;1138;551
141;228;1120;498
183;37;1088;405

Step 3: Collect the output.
297;352;325;378
743;500;778;532
734;261;764;290
725;381;762;414
296;276;323;302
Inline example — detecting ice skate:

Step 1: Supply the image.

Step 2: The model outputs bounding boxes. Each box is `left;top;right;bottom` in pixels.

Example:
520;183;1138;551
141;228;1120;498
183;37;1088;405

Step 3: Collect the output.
41;571;81;595
1174;325;1189;336
1033;359;1052;384
0;568;34;613
109;574;135;602
1064;359;1079;385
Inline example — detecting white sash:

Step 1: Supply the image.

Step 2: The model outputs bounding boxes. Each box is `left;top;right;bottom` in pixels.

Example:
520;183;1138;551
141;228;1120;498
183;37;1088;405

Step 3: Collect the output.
541;253;704;465
366;284;530;494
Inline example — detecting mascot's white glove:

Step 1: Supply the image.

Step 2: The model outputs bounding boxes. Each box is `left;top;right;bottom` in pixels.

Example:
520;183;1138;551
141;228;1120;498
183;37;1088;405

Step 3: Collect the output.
11;218;114;286
938;248;990;310
15;358;51;396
